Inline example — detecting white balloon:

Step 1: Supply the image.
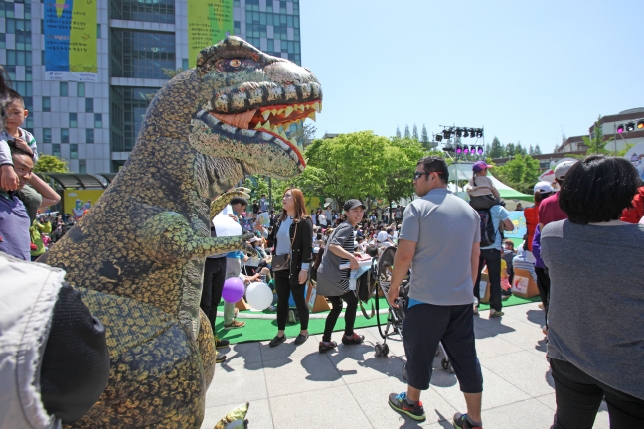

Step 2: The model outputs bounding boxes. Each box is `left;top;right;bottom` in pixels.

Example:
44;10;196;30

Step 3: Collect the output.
246;282;273;311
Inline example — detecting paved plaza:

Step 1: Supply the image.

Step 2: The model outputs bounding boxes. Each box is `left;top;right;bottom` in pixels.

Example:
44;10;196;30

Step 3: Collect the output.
202;302;608;429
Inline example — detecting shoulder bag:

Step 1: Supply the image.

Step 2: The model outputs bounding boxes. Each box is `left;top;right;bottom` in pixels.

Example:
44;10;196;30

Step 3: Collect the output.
272;219;297;271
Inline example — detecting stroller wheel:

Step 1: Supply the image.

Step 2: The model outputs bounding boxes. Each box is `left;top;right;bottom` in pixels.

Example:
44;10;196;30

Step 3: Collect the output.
402;363;407;381
382;343;389;357
375;343;383;357
441;357;449;370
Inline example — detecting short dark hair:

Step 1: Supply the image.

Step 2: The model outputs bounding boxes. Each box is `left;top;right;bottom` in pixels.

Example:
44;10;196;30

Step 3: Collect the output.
559;155;641;224
8;140;32;158
417;156;449;184
230;196;248;207
7;88;24;108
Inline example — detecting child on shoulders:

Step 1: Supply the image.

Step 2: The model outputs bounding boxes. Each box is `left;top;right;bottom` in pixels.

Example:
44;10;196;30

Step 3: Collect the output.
467;161;503;210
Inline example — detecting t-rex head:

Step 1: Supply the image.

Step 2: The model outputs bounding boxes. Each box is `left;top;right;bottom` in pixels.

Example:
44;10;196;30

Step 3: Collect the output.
187;36;322;179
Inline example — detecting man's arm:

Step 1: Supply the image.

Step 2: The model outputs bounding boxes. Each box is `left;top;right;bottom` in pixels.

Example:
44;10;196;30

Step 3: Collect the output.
471;242;480;286
386;238;415;308
27;173;61;207
501;218;514;231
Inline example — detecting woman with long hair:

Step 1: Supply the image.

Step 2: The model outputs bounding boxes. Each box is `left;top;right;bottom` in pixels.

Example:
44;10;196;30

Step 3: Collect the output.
268;188;313;347
541;155;644;427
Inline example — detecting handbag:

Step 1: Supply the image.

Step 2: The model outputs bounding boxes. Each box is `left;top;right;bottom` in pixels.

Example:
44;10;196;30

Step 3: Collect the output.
272;219;297;272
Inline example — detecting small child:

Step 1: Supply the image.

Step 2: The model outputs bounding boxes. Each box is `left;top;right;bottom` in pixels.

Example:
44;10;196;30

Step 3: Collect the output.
467;161;502;210
0;89;42;223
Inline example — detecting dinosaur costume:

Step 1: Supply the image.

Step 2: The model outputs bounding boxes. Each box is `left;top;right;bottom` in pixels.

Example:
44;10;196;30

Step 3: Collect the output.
39;36;322;428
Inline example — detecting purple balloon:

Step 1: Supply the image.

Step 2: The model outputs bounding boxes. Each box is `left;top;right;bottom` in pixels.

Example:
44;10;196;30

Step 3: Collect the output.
222;277;245;303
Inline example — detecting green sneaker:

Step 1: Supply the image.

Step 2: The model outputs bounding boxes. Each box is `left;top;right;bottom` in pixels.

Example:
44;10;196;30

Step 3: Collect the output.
388;392;426;421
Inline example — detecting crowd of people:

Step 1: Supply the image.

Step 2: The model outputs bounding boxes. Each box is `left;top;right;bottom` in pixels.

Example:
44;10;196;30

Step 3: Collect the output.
2;62;644;428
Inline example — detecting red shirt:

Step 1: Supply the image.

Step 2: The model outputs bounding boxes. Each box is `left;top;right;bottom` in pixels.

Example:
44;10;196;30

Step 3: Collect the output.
538;193;567;226
620;186;644;224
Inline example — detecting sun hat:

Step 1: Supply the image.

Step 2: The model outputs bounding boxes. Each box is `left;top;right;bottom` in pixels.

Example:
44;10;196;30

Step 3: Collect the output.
472;161;493;172
343;199;366;211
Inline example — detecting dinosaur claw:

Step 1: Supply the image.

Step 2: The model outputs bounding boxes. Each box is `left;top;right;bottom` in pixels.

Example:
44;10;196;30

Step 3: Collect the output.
240;192;251;199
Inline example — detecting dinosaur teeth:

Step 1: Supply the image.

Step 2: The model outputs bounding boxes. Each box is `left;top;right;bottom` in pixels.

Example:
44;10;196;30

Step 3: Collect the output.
308;111;316;122
261;110;271;120
318;102;323;113
284;106;294;116
276;108;284;115
271;109;278;115
254;122;262;129
264;120;271;130
312;102;320;112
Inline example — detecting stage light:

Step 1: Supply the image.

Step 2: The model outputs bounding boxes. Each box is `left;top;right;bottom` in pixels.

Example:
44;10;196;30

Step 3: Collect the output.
476;129;483;138
455;145;462;154
435;134;443;142
638;120;644;129
477;146;483;154
443;144;455;152
443;129;452;139
455;128;463;138
626;122;635;132
470;145;476;153
617;124;625;133
469;129;476;138
463;146;470;154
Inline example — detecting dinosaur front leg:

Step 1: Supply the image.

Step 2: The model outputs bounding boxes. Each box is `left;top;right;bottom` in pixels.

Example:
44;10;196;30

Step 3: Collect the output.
142;212;254;261
210;187;251;219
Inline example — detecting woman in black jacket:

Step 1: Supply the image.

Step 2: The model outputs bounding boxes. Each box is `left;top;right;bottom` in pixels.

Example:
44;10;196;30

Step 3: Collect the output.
268;188;313;347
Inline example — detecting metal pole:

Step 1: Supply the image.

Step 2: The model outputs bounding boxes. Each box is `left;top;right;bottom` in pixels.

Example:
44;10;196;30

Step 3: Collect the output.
268;177;272;211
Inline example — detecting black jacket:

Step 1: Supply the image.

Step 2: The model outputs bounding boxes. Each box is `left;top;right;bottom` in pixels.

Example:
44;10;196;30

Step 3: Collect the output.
271;216;313;286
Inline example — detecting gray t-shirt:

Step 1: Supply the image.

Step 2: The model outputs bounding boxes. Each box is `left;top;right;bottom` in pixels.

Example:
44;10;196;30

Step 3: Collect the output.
541;220;644;400
400;188;481;306
275;216;293;256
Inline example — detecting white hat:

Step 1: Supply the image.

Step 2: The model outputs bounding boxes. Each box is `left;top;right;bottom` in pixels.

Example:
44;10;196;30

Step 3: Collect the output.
534;181;554;194
554;160;577;180
376;231;389;243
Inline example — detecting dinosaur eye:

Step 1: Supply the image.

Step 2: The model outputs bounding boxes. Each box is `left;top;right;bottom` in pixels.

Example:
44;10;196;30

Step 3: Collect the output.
230;59;242;67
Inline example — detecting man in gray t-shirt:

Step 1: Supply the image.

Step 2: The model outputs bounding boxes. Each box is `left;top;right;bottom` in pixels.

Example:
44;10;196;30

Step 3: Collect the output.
386;156;484;429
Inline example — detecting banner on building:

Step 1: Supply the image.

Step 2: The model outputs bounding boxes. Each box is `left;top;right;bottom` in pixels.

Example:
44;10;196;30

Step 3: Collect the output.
624;142;644;181
63;190;104;217
188;0;234;67
44;0;98;82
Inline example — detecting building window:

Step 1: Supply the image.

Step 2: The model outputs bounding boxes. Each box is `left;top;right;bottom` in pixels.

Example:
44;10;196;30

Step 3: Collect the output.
85;98;94;112
52;144;61;158
60;82;68;96
109;86;158;152
78;82;85;97
70;144;78;159
42;96;51;112
110;0;175;24
94;113;102;128
182;58;189;70
79;159;86;173
0;34;5;50
110;30;175;79
69;113;78;128
43;128;52;144
97;23;101;39
86;128;94;143
61;129;69;143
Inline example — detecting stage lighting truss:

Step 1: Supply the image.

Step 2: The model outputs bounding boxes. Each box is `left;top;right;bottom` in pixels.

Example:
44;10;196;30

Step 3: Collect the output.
638;120;644;129
626;122;635;132
616;120;644;133
435;134;443;142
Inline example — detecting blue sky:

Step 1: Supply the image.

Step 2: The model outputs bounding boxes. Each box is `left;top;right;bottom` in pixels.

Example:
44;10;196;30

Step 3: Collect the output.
299;0;644;153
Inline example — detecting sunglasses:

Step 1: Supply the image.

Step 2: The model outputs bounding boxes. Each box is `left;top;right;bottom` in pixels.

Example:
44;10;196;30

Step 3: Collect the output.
413;171;442;180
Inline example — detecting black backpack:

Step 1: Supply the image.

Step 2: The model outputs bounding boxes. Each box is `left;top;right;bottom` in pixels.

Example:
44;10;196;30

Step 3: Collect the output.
476;208;497;248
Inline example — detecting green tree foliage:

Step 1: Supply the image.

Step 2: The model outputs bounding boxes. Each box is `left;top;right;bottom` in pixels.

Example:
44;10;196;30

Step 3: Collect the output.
395;125;402;138
241;175;269;201
289;123;317;146
403;125;410;139
489;137;505;158
515;142;527;156
505;143;516;157
534;144;542;155
494;154;541;194
34;155;70;180
583;115;613;155
412;124;419;140
420;124;429;144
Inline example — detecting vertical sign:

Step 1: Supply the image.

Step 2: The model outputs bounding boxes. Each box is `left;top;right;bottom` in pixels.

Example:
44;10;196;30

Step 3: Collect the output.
44;0;98;82
188;0;234;68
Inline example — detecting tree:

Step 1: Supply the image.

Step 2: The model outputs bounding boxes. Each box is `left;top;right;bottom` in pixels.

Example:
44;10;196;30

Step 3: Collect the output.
241;175;269;202
412;124;419;140
494;154;541;195
420;124;429;144
489;137;505;158
583;115;613;155
515;142;527;156
395;125;401;138
34;155;70;180
403;125;410;139
528;144;535;155
505;143;516;157
384;137;425;208
533;144;542;155
484;143;491;156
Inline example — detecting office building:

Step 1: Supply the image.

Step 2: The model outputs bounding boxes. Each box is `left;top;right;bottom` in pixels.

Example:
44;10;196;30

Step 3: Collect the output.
0;0;301;173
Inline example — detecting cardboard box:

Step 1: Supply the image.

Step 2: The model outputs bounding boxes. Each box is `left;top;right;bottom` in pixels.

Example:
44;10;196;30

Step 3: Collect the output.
305;279;330;313
478;272;491;303
511;268;540;299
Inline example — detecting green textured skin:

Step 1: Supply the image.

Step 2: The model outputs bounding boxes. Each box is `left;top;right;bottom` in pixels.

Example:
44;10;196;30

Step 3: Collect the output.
39;36;321;428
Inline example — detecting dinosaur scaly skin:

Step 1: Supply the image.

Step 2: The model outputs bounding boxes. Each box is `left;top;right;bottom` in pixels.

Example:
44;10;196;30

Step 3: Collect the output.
39;36;322;428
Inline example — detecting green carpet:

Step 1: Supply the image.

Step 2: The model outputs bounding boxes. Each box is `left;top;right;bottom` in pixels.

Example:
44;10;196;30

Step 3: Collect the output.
214;294;542;344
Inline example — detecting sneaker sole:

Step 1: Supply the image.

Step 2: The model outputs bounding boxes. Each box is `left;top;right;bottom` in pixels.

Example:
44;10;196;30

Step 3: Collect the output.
216;344;230;349
225;324;245;330
388;400;426;422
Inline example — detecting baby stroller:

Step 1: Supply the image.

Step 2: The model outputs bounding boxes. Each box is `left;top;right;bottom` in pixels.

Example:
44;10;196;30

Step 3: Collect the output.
373;247;454;376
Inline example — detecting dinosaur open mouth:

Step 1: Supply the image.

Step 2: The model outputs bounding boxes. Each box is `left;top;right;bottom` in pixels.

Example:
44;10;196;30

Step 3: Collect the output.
208;100;321;165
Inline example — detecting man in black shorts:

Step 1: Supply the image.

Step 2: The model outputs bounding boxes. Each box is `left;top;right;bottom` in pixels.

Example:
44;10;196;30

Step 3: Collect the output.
387;157;484;429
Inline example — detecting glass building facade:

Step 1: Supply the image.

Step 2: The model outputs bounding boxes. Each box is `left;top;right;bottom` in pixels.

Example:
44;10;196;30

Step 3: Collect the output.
0;0;301;173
